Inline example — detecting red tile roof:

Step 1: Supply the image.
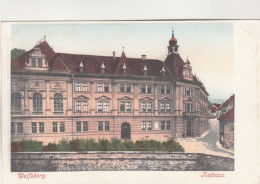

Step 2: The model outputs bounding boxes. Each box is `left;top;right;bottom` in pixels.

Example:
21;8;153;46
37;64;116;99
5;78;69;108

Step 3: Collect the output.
11;41;179;77
218;107;234;120
211;106;217;113
219;95;235;110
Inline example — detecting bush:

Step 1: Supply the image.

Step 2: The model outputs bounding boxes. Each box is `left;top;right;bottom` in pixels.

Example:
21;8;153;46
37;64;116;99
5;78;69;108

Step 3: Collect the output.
143;140;163;151
21;139;43;152
43;143;57;151
123;140;134;151
11;141;24;152
98;138;109;151
163;139;184;152
57;139;71;151
70;139;81;151
134;140;144;151
108;138;126;151
79;138;99;151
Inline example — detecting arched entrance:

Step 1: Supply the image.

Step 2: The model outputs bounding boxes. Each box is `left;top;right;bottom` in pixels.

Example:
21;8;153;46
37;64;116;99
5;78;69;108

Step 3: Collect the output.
121;122;131;139
186;120;192;137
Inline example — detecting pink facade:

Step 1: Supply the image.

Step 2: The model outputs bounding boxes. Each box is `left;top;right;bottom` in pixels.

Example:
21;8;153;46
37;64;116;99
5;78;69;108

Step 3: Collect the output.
11;33;209;144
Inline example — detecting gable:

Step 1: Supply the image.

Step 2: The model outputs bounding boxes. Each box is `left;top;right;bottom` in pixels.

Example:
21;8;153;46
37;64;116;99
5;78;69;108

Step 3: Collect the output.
95;95;111;100
159;97;172;101
118;96;133;100
74;95;90;100
139;96;154;101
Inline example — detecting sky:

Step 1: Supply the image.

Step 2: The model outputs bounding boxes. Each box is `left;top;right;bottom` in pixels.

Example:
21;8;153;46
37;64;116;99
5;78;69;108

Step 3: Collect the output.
11;22;233;102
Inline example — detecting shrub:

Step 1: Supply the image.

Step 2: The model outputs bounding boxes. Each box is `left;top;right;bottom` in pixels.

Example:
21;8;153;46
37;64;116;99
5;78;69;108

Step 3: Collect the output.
143;140;163;151
79;138;99;151
56;139;71;151
123;140;134;151
108;138;126;151
134;140;144;151
43;143;57;151
21;139;43;152
98;138;109;151
70;139;81;151
11;141;24;152
163;139;184;152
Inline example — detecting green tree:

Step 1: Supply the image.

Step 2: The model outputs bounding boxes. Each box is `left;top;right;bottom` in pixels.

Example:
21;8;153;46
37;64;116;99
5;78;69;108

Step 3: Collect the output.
11;48;26;61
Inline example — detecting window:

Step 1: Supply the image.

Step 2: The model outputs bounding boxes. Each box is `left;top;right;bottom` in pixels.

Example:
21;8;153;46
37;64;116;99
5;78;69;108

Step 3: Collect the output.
141;102;146;112
32;122;37;133
184;88;192;96
184;103;193;112
98;102;103;112
147;85;152;93
54;93;63;112
98;121;103;131
60;122;65;132
38;59;42;67
83;101;88;112
83;122;88;131
104;102;109;112
17;123;23;133
165;102;170;112
160;85;165;94
82;83;88;91
120;102;125;112
161;121;165;130
148;121;152;130
147;102;152;112
104;83;109;92
53;122;58;132
141;85;146;93
11;92;21;112
33;93;42;112
76;101;81;111
166;86;171;94
142;121;146;130
160;103;165;112
126;102;131;112
75;82;81;91
97;83;102;92
120;84;125;92
11;123;15;133
126;84;131;93
39;122;44;133
166;121;171;130
160;102;171;112
76;122;81;132
31;58;36;67
105;122;110;131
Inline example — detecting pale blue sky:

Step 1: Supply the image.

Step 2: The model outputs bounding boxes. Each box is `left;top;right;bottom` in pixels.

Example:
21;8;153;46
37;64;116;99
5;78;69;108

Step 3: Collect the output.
11;23;233;101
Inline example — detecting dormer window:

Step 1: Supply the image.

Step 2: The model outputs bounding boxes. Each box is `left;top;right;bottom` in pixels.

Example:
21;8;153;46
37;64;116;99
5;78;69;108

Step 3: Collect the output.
38;59;42;67
32;59;36;67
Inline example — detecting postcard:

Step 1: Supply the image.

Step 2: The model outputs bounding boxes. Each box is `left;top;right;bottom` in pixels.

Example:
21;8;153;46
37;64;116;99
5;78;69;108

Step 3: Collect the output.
1;20;260;184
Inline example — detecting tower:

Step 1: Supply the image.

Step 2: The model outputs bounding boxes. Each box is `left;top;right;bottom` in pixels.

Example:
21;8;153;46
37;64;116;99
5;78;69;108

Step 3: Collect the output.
168;29;179;54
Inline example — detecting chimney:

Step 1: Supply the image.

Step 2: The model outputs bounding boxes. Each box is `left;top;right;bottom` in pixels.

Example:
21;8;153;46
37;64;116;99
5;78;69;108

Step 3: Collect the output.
79;61;84;73
113;51;116;60
141;55;146;61
101;62;106;74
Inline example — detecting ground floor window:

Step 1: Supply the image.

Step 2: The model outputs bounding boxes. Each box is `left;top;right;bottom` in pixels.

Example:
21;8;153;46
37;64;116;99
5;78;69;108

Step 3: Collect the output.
32;122;37;133
39;122;44;133
105;121;110;131
17;123;23;133
11;123;15;133
98;121;103;131
166;121;171;130
53;122;58;132
76;122;81;132
161;121;165;130
142;121;146;130
83;122;88;132
60;122;65;132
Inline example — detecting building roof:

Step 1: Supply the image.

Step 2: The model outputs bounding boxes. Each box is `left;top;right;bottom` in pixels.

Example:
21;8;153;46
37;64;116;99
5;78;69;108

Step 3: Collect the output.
218;94;235;110
218;107;234;120
211;106;217;113
12;41;175;77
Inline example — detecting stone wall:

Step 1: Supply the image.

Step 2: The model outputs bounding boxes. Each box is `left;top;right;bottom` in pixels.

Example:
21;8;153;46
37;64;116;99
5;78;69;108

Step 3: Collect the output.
11;152;234;171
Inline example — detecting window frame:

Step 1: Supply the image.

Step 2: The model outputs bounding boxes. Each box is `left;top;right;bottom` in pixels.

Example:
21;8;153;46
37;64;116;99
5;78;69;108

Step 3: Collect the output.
54;93;63;112
105;121;110;131
11;92;21;112
76;122;81;132
82;83;88;91
60;122;65;132
53;122;58;132
142;121;146;130
75;82;81;92
147;121;152;130
83;122;88;132
33;93;42;112
17;123;23;133
39;122;44;133
32;122;37;133
98;121;103;131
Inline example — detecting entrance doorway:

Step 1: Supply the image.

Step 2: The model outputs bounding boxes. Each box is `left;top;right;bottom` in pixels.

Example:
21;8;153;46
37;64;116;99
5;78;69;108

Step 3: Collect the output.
121;122;131;139
186;120;192;137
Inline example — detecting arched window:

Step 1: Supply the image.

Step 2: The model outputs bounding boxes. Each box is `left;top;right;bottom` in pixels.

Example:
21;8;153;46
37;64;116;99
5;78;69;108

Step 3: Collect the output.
33;93;42;112
11;92;21;112
54;93;63;112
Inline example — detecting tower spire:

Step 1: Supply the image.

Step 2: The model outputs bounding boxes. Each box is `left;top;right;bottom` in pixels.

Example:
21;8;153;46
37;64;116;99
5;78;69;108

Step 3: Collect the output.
172;26;174;37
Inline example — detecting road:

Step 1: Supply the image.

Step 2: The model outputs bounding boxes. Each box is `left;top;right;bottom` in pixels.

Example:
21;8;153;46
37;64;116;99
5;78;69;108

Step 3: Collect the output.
177;118;234;158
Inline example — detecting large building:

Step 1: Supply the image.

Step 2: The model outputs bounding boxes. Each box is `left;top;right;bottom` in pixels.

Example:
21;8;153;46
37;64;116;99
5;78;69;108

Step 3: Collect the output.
11;32;209;144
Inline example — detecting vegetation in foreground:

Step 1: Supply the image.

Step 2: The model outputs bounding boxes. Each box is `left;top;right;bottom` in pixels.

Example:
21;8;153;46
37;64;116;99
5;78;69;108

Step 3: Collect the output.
11;138;184;152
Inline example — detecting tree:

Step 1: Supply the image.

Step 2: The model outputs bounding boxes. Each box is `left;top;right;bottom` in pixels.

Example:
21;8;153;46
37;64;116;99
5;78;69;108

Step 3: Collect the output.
11;48;26;61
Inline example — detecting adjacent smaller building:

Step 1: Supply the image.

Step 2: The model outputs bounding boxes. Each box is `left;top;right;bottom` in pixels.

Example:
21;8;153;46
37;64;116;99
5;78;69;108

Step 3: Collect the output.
209;104;221;118
218;95;234;150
